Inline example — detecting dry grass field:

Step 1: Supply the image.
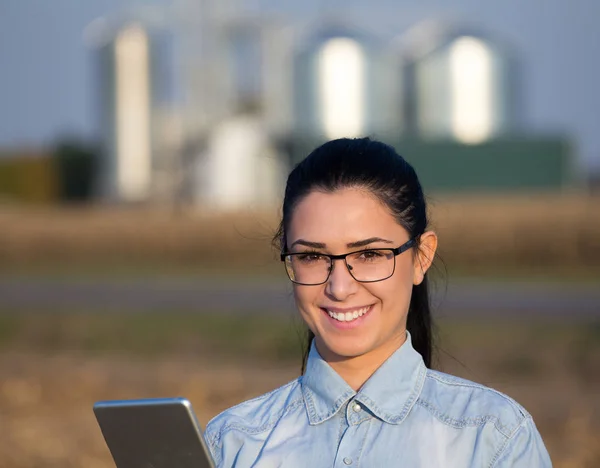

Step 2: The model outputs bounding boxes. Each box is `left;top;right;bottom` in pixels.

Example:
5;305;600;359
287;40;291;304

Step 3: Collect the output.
0;314;599;468
0;193;598;467
0;192;598;277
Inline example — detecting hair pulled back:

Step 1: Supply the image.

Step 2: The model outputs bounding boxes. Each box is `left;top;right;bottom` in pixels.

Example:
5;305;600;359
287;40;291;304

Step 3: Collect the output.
273;137;434;372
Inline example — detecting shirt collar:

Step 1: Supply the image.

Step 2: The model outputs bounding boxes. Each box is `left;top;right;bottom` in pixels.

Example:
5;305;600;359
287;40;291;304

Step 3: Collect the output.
301;331;426;425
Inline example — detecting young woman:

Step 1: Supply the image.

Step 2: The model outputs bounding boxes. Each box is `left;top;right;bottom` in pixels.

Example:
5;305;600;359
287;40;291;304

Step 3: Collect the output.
205;138;552;467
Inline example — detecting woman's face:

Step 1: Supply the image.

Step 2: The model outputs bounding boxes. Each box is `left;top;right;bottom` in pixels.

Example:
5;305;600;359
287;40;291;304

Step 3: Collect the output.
287;187;436;364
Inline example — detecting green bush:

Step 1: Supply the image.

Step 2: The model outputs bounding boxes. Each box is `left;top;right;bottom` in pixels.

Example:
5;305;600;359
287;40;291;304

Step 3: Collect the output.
53;139;99;202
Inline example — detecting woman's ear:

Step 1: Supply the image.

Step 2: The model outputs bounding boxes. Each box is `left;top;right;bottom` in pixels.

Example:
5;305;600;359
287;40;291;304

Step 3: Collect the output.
413;231;438;285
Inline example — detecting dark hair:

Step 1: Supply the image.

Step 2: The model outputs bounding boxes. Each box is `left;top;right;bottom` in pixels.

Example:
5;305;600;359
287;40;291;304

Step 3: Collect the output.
273;137;435;372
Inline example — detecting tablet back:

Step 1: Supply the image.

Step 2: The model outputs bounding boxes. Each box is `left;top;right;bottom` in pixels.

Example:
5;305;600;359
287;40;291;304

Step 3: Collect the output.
94;397;216;468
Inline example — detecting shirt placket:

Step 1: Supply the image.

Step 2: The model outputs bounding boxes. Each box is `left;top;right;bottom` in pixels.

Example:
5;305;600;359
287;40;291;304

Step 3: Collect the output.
333;399;371;468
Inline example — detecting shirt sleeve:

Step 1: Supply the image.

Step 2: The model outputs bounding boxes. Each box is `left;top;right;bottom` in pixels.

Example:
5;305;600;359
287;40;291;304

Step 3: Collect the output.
204;422;223;468
492;417;553;467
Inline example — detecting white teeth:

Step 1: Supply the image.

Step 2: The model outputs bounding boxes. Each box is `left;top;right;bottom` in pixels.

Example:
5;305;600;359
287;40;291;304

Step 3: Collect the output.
327;306;370;322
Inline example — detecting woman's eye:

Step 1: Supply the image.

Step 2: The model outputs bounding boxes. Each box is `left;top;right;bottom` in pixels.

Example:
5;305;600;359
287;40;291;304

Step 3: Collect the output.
296;253;324;263
359;250;383;260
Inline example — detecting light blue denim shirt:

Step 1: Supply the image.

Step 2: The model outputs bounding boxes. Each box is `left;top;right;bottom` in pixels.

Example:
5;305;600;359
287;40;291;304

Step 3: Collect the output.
205;333;552;467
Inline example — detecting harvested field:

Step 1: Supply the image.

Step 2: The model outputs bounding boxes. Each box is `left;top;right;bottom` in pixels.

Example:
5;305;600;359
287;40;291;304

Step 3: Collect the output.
0;193;598;467
0;193;598;277
0;314;599;468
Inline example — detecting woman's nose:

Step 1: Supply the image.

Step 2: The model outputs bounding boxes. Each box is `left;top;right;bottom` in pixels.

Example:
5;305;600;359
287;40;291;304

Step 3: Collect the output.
325;259;358;300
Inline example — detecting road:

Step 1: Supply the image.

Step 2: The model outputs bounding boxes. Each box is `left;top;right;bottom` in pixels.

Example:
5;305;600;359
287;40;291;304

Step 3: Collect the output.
0;276;598;319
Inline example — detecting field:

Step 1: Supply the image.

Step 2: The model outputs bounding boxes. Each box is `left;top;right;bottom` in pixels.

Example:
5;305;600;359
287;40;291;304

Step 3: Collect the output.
0;193;599;467
0;192;599;277
0;314;599;468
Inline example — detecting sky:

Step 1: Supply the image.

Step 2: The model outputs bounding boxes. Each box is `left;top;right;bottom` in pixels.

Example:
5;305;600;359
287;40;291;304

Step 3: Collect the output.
0;0;599;170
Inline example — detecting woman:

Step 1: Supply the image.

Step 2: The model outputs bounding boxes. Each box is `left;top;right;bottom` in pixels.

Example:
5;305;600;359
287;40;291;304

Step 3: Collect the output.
205;138;552;467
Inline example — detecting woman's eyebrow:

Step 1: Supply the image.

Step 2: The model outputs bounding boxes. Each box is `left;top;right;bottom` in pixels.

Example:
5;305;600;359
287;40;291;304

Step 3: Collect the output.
289;239;326;249
290;237;394;250
346;237;394;248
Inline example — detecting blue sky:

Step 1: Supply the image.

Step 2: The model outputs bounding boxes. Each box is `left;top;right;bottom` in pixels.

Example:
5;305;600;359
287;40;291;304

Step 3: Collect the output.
0;0;599;170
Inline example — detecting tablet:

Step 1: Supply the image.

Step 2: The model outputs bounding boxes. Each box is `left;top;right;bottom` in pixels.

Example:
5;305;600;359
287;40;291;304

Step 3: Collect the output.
93;397;216;468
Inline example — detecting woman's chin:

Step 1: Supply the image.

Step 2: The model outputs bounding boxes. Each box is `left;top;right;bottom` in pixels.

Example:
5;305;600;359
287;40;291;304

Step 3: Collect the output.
316;335;375;361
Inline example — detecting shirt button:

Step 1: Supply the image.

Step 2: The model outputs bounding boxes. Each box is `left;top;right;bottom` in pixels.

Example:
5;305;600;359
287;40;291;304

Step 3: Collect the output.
352;403;361;413
343;457;353;465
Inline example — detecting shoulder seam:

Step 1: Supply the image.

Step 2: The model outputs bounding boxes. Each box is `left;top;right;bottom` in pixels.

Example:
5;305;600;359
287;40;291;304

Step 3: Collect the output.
205;379;301;450
426;371;530;417
206;378;300;428
415;398;515;437
488;416;531;468
218;396;305;437
418;372;528;437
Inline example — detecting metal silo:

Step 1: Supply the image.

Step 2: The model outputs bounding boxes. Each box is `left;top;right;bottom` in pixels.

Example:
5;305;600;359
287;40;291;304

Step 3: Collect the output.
293;25;392;143
86;10;176;203
398;21;519;144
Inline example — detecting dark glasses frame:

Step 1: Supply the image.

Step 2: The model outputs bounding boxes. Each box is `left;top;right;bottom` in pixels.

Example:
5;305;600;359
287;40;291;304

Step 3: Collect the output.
280;237;416;285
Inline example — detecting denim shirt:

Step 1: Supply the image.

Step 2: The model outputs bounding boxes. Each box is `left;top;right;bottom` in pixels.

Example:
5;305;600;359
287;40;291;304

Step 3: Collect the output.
205;333;552;467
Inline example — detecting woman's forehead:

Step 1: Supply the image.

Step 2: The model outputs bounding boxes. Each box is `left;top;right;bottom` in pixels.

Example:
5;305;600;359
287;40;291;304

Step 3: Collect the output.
288;188;405;243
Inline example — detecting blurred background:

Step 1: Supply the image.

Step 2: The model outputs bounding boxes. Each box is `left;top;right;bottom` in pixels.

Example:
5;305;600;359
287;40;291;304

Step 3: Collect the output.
0;0;599;467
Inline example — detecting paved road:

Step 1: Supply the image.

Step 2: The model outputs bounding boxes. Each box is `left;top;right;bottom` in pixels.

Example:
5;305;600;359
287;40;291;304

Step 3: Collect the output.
0;277;598;319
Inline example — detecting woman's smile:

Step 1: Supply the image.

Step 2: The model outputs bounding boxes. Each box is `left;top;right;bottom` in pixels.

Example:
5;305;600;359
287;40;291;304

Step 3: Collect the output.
320;304;375;329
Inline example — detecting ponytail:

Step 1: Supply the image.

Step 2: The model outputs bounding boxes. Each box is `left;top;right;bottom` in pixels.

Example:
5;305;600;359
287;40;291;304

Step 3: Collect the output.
406;276;433;368
301;329;315;374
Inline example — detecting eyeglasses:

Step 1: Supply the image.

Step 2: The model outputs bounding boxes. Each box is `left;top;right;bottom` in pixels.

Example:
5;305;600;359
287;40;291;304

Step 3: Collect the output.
281;238;416;286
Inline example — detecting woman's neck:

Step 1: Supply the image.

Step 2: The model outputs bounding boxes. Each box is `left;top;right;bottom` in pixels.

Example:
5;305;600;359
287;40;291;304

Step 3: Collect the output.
315;332;407;391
